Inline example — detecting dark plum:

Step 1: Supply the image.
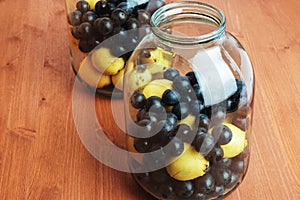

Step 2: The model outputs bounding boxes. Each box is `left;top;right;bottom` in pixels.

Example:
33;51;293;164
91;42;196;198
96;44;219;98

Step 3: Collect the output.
174;180;194;198
212;167;232;186
107;3;117;13
193;193;207;200
76;0;90;13
158;185;174;199
143;147;168;167
186;71;198;85
68;10;82;26
150;168;170;183
140;49;151;58
194;173;215;194
78;38;97;53
95;0;111;16
230;160;246;174
198;114;210;130
146;96;165;113
157;120;173;135
212;124;233;145
94;33;108;44
139;111;160;123
131;91;146;109
124;17;140;30
192;84;204;102
163;68;180;81
162;89;181;106
136;172;153;189
226;173;241;189
138;9;151;24
117;1;138;16
174;124;192;142
146;0;165;14
134;137;151;153
71;26;82;39
181;95;193;104
137;107;147;121
226;80;244;112
82;11;98;24
193;132;215;156
110;8;128;25
232;116;249;132
166;112;178;126
107;0;124;5
172;102;190;120
173;76;192;94
136;119;153;133
205;146;224;162
215;158;232;168
164;137;184;157
94;17;113;35
211;185;225;197
235;147;249;160
209;105;227;127
190;99;205;116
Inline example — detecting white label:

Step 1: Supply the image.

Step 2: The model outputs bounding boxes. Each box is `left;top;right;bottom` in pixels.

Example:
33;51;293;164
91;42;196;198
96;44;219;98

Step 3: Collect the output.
189;46;237;106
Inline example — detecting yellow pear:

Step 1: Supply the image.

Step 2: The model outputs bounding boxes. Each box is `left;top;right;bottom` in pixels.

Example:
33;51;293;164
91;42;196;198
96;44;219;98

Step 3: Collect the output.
111;68;125;91
91;47;125;75
166;143;209;181
127;69;152;91
78;57;111;88
85;0;98;10
140;47;175;74
220;123;248;158
142;79;173;98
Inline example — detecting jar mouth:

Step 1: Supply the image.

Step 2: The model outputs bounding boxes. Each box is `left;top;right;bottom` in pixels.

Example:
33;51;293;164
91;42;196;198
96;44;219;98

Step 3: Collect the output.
150;1;226;45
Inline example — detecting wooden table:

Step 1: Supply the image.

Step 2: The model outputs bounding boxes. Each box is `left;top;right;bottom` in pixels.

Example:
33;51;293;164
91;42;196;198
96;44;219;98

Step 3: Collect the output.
0;0;299;199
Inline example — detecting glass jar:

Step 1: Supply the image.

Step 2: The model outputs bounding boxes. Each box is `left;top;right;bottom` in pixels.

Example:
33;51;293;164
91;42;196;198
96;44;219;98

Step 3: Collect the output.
65;0;167;97
124;1;254;199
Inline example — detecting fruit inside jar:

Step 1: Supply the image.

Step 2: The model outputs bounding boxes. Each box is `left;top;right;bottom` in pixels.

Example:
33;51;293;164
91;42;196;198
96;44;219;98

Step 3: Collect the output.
124;47;252;200
66;0;166;97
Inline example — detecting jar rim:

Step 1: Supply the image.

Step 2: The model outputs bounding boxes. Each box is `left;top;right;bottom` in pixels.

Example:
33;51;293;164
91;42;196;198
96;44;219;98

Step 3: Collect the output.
150;1;226;45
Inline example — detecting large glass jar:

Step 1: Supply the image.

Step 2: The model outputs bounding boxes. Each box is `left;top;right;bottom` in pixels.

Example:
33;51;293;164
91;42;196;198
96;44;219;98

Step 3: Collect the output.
124;1;254;199
65;0;167;97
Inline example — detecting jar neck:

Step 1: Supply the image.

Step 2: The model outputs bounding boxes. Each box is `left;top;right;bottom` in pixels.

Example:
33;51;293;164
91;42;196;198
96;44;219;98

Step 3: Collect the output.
150;1;226;45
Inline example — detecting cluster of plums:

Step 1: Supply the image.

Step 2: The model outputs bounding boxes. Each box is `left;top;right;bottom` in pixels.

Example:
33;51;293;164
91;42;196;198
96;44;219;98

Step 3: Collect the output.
68;0;164;56
128;68;248;199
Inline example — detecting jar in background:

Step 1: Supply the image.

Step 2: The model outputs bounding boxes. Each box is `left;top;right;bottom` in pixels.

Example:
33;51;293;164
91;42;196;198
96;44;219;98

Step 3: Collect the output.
65;0;167;97
124;1;254;199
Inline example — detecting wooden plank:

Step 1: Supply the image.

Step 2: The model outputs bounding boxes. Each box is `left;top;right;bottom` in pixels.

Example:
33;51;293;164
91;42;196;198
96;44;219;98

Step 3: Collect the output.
0;0;299;199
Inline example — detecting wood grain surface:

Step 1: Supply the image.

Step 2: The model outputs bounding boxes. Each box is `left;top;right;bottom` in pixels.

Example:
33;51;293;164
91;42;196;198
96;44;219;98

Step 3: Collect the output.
0;0;300;199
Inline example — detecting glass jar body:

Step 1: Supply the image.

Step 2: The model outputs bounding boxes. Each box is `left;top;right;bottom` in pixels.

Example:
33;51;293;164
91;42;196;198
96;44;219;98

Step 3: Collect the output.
64;0;167;97
124;2;254;200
